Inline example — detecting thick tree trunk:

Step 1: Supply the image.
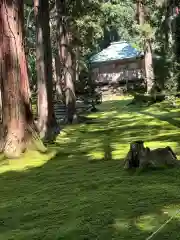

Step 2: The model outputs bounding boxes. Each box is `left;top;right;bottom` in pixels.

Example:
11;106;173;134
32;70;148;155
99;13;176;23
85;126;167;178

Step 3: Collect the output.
55;0;76;124
137;0;154;94
0;17;5;152
144;39;154;93
0;0;32;157
64;34;76;123
17;1;31;104
34;0;58;139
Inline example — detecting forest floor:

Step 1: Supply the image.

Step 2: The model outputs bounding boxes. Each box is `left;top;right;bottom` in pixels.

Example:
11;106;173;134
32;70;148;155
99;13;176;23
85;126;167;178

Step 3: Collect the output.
0;97;180;239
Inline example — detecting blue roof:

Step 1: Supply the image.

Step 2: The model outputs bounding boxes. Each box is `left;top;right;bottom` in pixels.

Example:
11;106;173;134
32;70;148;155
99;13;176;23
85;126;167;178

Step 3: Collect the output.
90;41;143;64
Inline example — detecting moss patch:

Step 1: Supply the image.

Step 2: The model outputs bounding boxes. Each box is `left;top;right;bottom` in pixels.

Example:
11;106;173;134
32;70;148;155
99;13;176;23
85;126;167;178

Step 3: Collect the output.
0;97;180;239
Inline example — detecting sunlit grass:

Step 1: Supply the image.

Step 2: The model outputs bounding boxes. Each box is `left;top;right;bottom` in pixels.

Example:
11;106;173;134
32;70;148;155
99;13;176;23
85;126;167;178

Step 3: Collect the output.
1;96;180;239
0;150;56;174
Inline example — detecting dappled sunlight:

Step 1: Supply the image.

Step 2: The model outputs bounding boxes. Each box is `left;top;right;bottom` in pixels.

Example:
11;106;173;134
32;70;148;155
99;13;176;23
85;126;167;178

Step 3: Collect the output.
0;150;56;174
173;117;180;121
134;205;180;236
113;218;130;231
94;111;118;119
87;150;104;160
86;142;128;161
112;146;129;160
145;99;180;114
162;205;180;220
1;97;180;174
145;141;179;150
53;97;180;163
135;212;168;232
1;98;180;239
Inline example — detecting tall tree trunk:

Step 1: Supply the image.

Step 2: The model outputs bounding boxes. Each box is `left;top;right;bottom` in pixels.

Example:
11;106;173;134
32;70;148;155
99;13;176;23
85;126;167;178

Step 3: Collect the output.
34;0;58;139
64;32;76;123
17;1;31;104
0;15;5;151
55;0;76;124
137;0;154;94
144;39;154;93
75;46;80;82
0;0;33;158
54;54;64;102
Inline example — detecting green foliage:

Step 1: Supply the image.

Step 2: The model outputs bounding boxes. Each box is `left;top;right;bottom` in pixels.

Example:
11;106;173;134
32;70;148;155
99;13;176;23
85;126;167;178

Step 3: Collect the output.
138;0;180;94
139;23;154;39
24;0;180;96
71;0;138;65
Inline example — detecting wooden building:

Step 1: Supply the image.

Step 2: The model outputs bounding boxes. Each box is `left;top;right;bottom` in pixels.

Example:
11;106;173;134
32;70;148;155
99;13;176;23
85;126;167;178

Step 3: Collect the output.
90;41;145;94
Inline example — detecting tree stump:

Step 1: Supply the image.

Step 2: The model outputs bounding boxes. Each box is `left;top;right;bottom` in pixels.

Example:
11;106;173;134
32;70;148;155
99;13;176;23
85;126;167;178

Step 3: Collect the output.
124;141;180;169
124;141;145;169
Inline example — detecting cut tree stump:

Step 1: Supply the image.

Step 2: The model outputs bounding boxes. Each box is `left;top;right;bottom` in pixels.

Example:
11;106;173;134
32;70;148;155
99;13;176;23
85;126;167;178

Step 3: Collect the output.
124;141;180;169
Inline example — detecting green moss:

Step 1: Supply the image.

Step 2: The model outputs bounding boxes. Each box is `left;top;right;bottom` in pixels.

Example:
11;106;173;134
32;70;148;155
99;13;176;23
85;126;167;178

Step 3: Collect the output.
1;97;180;239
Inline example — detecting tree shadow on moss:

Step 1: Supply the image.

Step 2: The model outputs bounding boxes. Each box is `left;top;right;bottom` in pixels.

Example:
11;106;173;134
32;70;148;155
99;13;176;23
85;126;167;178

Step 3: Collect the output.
0;98;180;239
139;110;180;129
0;152;180;239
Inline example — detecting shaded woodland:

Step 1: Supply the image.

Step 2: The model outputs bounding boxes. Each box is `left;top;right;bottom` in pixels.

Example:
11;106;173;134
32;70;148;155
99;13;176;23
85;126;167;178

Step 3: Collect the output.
1;2;180;239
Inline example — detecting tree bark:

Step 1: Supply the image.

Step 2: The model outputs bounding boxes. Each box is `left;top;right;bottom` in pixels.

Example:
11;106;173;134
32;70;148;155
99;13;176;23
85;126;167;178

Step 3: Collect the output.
15;0;31;103
0;12;5;151
72;45;80;84
54;54;65;102
34;0;58;139
55;0;76;123
0;0;33;158
144;39;154;93
137;0;155;94
64;33;76;123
